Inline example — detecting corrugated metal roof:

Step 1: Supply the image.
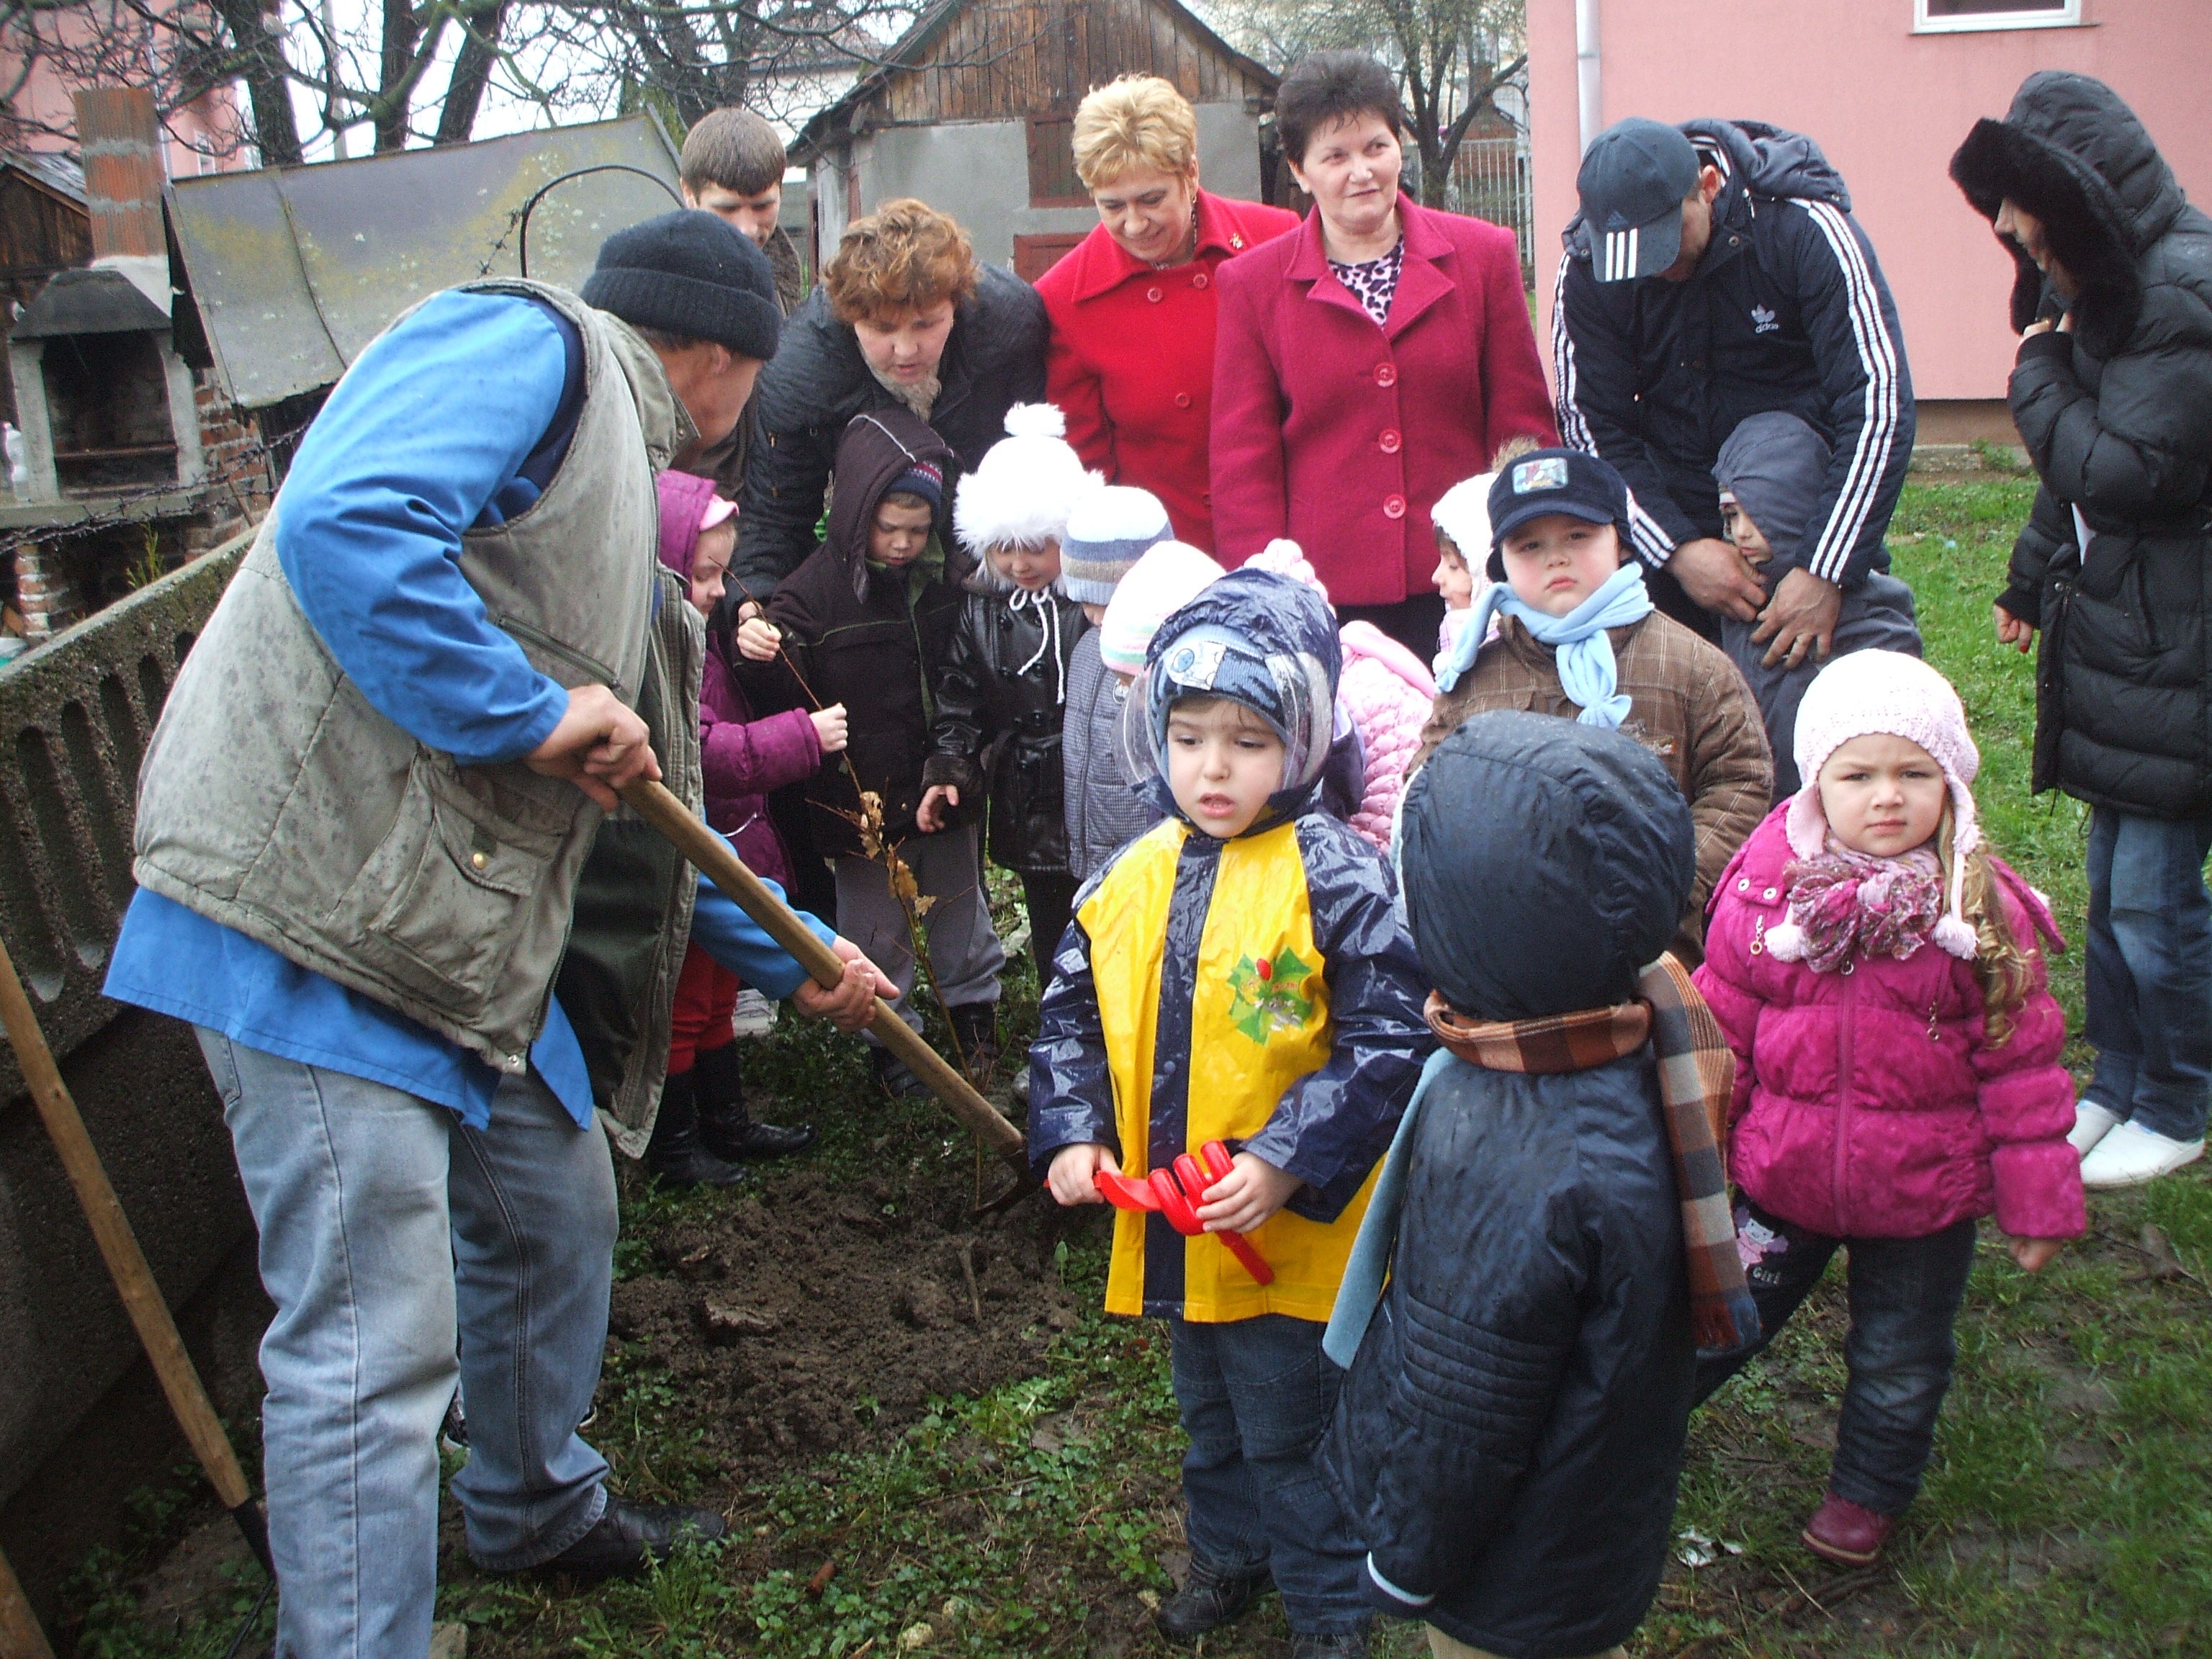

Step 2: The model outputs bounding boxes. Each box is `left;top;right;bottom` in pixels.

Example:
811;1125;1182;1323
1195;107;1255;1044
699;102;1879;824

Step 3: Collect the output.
167;115;682;409
1;150;88;206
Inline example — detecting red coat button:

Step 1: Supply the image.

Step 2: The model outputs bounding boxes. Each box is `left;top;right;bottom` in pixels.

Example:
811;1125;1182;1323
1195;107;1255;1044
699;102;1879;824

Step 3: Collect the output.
1379;428;1402;454
1147;287;1164;303
1383;495;1406;520
1375;363;1398;387
1192;271;1210;289
1174;392;1192;408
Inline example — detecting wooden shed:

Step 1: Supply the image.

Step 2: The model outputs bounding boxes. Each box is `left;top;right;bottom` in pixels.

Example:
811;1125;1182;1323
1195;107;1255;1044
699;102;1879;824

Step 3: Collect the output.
791;0;1280;280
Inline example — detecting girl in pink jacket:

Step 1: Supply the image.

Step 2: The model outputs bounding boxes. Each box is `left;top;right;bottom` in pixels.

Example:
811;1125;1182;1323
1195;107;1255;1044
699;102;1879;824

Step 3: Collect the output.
1693;649;2082;1571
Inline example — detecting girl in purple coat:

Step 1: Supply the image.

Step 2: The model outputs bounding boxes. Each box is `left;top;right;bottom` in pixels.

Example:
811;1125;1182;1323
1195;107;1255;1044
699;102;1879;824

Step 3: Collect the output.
1694;649;2083;1570
648;472;845;1187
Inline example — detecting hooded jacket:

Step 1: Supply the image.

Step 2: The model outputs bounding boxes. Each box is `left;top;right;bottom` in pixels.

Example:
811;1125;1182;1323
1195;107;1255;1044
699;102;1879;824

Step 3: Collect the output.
1337;621;1436;851
1322;711;1700;1659
1554;119;1914;589
766;409;968;857
1028;575;1430;1323
1061;628;1162;884
734;266;1047;595
1951;72;2212;819
1695;809;2083;1243
922;567;1092;875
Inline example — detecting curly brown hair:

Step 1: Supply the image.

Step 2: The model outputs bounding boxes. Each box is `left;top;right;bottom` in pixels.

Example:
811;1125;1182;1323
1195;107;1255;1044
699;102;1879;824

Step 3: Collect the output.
822;199;979;323
1938;806;2036;1047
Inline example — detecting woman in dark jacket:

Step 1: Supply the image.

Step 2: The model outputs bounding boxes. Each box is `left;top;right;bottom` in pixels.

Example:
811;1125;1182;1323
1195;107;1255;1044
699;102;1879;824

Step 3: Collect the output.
1951;71;2212;1189
1321;711;1707;1659
734;199;1048;597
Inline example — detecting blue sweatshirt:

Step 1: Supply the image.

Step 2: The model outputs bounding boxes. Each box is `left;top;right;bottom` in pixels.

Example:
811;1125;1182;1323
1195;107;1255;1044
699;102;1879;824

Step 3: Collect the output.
104;290;829;1128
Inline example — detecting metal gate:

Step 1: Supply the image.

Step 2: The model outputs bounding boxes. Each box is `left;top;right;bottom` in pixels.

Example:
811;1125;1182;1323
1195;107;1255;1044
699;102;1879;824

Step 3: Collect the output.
1443;135;1535;287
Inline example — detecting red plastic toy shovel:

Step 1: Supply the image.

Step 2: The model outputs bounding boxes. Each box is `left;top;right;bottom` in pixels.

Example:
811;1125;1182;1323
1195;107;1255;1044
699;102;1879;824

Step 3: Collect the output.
1094;1140;1276;1285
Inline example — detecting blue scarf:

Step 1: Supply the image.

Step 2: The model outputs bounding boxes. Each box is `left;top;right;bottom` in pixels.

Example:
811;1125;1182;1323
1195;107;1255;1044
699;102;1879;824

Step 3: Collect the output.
1434;562;1653;729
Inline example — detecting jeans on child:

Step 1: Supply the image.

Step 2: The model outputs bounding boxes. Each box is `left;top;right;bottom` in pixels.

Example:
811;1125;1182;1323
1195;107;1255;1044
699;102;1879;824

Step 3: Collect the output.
1169;1313;1369;1635
199;1030;619;1659
2083;806;2212;1143
1692;1200;1977;1516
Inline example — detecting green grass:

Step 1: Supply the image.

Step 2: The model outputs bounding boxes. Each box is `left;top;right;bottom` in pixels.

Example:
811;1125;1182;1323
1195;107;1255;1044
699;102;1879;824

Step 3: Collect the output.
59;479;2212;1657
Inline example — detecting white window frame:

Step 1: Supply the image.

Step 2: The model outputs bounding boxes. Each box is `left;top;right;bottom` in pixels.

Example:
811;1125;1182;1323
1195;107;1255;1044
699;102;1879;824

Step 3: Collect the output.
1914;0;2083;33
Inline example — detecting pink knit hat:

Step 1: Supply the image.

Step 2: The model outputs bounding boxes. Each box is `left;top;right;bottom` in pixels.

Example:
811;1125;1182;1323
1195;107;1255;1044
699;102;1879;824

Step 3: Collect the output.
1771;649;1982;962
656;469;735;579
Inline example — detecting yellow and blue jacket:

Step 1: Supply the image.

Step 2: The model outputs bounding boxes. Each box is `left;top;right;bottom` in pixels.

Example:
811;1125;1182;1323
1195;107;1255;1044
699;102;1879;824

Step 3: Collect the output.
1029;809;1431;1322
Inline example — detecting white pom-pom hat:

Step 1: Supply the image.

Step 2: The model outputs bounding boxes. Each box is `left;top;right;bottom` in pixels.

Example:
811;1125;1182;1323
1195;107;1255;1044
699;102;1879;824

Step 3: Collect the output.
953;403;1099;556
1768;649;1983;963
1429;472;1498;558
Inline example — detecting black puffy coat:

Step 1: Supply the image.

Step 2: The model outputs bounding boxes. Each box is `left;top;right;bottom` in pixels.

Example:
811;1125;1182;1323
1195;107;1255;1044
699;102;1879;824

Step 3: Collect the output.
1555;119;1913;588
733;266;1048;595
922;580;1090;875
765;410;968;858
1952;73;2212;820
1323;711;1699;1659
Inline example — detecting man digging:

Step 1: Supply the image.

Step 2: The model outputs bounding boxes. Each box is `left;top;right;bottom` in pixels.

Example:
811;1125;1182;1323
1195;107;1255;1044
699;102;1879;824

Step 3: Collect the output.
106;211;883;1658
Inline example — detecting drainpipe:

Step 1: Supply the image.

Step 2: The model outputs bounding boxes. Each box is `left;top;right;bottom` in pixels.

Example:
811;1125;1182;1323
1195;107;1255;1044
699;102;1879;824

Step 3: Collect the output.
73;87;171;315
1575;0;1602;153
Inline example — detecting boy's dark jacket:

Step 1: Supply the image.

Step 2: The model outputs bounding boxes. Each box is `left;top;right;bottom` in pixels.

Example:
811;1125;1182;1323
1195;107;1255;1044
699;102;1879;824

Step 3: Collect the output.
1027;575;1429;1244
1555;118;1912;587
767;409;966;857
1951;71;2212;819
1324;710;1699;1659
923;575;1091;875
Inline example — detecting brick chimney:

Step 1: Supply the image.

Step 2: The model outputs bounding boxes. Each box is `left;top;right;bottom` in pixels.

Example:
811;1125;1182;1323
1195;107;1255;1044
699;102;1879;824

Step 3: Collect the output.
73;87;169;314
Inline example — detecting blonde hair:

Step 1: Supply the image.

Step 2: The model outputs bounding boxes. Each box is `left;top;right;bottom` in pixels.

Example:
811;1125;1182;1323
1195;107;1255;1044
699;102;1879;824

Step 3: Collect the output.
823;199;979;323
1071;76;1199;190
1937;806;2036;1047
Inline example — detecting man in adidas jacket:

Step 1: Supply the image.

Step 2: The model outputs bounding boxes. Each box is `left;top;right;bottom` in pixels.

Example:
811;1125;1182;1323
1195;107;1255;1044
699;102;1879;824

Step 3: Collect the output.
1553;116;1913;659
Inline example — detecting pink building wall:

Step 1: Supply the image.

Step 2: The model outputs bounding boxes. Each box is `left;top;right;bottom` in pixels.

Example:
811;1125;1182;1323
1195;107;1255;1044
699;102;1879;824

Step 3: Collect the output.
1526;0;2212;426
1;10;248;178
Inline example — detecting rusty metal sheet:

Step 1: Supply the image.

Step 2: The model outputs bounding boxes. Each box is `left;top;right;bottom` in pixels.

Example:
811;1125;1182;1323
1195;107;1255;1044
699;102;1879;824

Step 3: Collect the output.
168;115;683;409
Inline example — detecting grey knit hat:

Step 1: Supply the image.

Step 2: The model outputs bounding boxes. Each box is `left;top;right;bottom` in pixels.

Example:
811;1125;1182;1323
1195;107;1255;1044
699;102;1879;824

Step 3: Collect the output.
1058;485;1170;606
583;210;782;361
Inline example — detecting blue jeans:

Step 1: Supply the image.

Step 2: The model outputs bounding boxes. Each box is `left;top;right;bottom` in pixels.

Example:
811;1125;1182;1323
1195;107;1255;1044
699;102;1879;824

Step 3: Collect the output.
199;1030;619;1659
1692;1201;1977;1516
1168;1313;1368;1635
2084;806;2212;1143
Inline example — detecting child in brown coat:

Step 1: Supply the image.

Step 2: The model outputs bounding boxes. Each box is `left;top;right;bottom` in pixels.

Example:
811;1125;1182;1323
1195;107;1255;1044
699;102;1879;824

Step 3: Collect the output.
1416;448;1771;960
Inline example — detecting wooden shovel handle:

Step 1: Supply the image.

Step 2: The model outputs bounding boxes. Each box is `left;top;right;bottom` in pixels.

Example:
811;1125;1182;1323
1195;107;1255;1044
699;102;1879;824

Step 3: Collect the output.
0;936;264;1538
616;780;1028;1165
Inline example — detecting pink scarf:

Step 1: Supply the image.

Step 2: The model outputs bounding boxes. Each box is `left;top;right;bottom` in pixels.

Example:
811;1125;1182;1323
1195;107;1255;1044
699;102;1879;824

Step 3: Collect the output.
1779;845;1944;975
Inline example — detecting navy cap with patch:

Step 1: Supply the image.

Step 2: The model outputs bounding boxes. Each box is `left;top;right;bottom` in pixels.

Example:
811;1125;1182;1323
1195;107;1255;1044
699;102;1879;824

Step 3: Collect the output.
1485;447;1631;559
1575;117;1700;282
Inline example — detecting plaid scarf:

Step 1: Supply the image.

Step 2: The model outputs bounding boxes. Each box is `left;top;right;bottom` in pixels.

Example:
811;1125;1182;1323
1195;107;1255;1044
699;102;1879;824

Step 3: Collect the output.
1325;956;1758;1368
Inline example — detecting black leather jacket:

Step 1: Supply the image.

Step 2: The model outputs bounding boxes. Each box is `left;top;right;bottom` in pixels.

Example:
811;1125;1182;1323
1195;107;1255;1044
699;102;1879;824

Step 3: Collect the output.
922;583;1091;875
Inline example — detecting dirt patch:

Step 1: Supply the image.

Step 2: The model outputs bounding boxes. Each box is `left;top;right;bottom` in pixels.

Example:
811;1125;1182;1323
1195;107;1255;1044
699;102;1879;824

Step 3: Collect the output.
605;1156;1077;1475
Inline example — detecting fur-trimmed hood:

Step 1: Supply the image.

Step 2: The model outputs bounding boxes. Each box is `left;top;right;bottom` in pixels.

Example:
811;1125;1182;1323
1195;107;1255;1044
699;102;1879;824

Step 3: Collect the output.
1948;71;2190;358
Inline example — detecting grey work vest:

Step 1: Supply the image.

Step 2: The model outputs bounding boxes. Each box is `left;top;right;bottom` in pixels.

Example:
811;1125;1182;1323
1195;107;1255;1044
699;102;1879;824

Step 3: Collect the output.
132;280;694;1075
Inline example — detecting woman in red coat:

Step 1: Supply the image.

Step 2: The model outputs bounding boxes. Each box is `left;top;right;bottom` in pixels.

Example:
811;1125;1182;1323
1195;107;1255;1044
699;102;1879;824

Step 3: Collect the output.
1036;74;1301;553
1211;52;1556;657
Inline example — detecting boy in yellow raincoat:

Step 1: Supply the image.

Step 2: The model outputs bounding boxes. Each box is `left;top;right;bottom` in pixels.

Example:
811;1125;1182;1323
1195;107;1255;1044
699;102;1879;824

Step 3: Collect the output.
1029;569;1431;1659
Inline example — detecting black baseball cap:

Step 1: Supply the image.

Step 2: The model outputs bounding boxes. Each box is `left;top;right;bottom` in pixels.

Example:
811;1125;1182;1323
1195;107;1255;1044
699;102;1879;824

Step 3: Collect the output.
1484;448;1632;575
1575;117;1701;282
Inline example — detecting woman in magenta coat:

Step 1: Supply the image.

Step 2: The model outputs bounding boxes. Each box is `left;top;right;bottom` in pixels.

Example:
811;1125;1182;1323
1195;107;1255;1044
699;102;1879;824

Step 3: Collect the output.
1211;52;1555;656
1036;74;1301;553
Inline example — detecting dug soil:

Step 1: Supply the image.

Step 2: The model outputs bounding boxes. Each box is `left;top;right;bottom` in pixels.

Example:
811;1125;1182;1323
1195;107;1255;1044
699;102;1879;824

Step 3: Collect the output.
604;1149;1083;1478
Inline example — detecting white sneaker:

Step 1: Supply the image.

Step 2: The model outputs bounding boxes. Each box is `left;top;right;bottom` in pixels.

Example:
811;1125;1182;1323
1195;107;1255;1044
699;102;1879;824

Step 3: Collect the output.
2078;1120;2206;1190
731;988;778;1038
2067;1098;2123;1157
